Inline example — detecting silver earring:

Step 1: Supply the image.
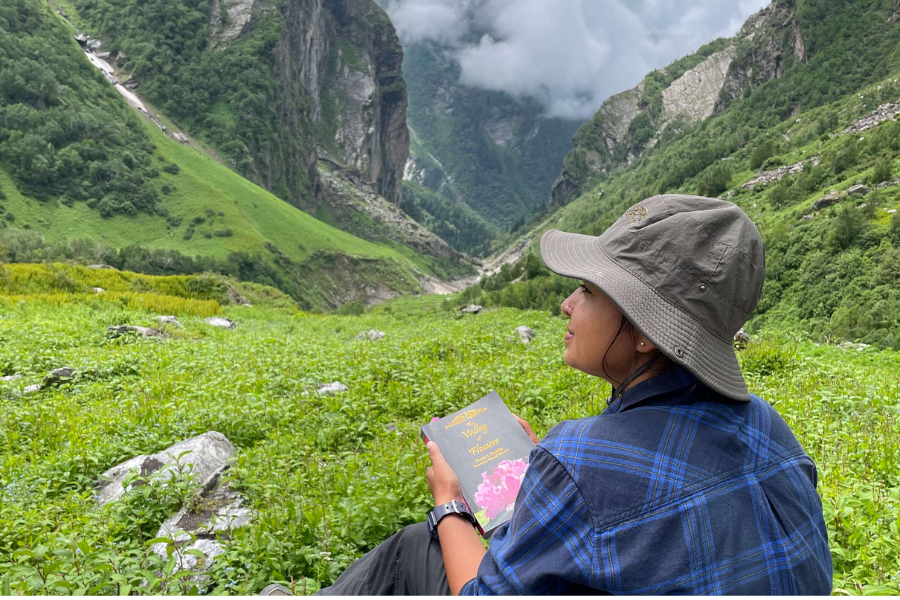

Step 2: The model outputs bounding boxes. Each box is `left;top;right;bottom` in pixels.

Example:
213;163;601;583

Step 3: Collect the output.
640;342;645;346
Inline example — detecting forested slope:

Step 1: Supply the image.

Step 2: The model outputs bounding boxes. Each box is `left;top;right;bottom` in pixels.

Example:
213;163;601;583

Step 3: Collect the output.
399;41;582;247
0;0;470;312
462;0;900;349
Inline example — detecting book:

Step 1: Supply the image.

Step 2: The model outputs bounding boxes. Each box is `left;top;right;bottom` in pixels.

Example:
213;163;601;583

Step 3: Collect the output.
420;391;536;537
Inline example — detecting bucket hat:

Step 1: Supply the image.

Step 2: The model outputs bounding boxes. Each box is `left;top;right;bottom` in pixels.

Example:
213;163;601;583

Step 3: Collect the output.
540;194;765;401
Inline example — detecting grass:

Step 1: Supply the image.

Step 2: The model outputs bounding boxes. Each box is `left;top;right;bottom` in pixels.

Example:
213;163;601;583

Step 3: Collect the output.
1;108;440;274
0;288;896;594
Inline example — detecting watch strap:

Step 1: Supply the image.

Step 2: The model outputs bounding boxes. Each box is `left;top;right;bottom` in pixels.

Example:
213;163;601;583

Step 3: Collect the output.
427;499;477;538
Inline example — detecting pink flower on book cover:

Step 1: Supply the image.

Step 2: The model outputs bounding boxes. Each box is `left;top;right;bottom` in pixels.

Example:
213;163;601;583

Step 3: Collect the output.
473;458;529;520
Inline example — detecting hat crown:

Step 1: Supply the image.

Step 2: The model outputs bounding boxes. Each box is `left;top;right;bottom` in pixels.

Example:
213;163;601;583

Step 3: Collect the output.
599;195;765;341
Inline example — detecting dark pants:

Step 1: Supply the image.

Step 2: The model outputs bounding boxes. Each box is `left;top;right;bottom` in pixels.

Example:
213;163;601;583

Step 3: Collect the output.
314;523;452;596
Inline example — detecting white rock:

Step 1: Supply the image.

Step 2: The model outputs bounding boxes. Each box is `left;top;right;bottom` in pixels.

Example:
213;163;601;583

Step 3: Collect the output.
23;384;41;395
96;432;236;505
734;328;751;344
44;367;76;386
460;304;483;315
1;374;23;382
887;209;897;214
156;315;181;326
317;382;348;396
514;326;536;344
107;325;167;338
204;317;236;329
355;330;386;341
91;287;105;293
151;466;252;582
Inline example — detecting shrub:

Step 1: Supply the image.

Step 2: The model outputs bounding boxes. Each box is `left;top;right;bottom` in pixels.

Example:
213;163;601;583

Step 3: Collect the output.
214;228;233;237
871;157;892;184
750;140;778;169
162;163;181;175
760;156;786;170
334;301;365;316
697;164;732;197
738;340;798;377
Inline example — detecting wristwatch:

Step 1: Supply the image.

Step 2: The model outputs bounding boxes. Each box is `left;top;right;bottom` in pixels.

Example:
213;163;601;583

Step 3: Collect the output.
426;499;477;539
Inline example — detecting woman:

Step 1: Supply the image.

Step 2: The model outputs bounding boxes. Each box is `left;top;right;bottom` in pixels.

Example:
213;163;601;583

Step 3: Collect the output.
264;194;832;596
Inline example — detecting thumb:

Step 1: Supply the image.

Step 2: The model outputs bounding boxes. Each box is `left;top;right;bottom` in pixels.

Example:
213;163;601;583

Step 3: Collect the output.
427;441;445;463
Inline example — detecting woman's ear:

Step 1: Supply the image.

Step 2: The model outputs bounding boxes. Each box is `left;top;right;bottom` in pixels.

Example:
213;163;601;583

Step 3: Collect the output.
635;333;657;354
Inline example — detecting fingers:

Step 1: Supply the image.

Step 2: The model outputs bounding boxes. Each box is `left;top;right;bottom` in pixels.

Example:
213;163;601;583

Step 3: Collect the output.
513;415;540;445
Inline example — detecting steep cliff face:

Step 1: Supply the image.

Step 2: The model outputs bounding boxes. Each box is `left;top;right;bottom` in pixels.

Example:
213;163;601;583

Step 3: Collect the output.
716;1;807;110
272;0;408;207
551;0;809;206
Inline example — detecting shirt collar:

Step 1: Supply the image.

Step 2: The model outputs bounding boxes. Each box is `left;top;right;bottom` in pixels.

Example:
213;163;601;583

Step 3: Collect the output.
605;366;699;414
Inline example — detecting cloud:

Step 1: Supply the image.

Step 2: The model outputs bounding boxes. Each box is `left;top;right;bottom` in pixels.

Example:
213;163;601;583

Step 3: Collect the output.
382;0;771;119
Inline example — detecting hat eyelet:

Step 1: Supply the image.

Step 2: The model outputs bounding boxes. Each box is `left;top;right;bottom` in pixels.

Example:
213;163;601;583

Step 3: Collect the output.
698;283;707;292
673;347;685;358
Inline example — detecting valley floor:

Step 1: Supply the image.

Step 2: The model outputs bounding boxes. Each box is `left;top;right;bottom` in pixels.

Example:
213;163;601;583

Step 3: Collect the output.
0;294;897;594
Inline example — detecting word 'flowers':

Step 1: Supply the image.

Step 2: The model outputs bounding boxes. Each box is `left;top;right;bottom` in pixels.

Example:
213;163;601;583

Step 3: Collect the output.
473;459;528;520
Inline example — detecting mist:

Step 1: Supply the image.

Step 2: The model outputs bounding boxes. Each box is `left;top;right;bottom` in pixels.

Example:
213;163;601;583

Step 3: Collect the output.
382;0;770;119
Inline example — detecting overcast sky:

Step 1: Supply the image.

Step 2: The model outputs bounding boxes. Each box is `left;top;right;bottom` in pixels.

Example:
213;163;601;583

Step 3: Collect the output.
382;0;771;120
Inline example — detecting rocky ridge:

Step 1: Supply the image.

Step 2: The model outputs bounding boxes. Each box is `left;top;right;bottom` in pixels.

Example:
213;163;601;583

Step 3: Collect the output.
551;0;804;206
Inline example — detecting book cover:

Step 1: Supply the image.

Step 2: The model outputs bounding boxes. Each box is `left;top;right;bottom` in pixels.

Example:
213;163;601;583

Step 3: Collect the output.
420;391;536;537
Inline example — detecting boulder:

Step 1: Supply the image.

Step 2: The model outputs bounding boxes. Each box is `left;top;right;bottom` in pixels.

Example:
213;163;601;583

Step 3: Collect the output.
734;328;751;345
74;33;89;45
43;367;76;386
812;191;841;211
1;374;23;382
107;325;167;339
877;177;900;189
355;330;386;342
847;184;870;196
151;466;252;582
86;39;102;51
801;214;814;221
23;384;41;395
460;305;484;315
514;326;536;344
87;264;117;270
173;132;189;144
156;315;181;326
91;287;105;294
96;431;236;505
226;288;251;307
204;317;236;329
316;382;348;396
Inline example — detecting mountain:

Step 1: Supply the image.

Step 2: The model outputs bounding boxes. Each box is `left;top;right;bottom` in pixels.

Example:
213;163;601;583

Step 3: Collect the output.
461;0;900;349
396;39;582;248
0;0;472;311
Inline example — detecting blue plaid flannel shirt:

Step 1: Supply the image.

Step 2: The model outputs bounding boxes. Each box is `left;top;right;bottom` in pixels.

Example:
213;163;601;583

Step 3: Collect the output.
459;367;832;595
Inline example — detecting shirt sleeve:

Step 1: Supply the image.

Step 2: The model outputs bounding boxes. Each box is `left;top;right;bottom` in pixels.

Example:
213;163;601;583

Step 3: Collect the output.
458;446;597;595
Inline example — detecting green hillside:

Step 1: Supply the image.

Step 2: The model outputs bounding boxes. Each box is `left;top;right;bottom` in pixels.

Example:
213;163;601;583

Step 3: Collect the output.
0;0;468;311
460;0;900;349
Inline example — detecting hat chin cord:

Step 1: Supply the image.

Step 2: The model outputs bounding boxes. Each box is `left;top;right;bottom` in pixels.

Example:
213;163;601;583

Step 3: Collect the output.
608;352;662;405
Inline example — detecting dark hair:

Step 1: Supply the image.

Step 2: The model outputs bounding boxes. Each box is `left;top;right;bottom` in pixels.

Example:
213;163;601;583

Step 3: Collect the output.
602;314;672;400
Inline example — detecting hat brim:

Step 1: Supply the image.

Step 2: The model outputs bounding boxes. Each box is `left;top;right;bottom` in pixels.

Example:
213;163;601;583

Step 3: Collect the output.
540;229;750;401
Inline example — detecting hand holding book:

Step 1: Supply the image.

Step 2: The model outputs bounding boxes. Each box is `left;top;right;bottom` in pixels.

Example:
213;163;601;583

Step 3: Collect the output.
425;440;466;506
421;392;537;537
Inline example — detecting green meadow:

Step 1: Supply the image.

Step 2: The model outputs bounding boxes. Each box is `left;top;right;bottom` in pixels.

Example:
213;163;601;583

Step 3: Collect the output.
0;270;897;594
